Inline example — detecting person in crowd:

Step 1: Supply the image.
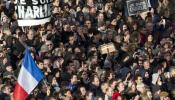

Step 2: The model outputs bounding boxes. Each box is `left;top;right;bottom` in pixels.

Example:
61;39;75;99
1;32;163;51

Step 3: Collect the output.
0;0;175;99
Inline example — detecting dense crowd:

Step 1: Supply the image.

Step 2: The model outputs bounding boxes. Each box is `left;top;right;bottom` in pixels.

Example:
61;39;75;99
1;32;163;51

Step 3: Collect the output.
0;0;175;100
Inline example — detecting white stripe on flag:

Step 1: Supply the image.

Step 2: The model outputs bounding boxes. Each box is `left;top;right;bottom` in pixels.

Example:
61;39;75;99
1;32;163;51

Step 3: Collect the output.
17;65;38;94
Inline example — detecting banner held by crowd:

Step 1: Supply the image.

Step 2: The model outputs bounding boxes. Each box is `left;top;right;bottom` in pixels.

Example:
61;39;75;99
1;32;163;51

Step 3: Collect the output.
14;0;53;26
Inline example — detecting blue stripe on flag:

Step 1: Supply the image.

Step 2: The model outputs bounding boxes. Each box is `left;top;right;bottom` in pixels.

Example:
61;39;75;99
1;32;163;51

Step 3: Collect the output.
23;49;44;82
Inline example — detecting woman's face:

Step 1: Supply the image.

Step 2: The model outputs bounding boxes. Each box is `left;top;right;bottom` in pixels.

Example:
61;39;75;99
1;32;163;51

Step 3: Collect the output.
47;24;52;31
98;13;104;21
123;25;128;31
131;84;136;91
93;77;100;86
27;30;34;40
148;35;153;42
106;87;113;96
133;24;138;30
108;73;113;80
52;77;57;84
136;77;143;84
55;71;60;78
81;71;88;79
118;82;125;92
66;90;72;98
53;7;59;14
101;83;109;93
80;87;86;95
2;16;8;23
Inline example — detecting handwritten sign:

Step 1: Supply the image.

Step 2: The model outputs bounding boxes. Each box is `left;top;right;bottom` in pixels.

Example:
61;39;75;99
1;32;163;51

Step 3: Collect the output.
99;43;116;54
126;0;149;16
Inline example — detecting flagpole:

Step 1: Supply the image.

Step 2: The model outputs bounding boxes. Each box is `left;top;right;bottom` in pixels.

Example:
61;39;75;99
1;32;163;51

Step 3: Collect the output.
43;78;48;87
19;28;48;88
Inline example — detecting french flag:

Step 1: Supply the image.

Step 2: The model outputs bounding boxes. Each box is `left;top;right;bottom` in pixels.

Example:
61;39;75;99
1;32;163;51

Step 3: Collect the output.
13;49;44;100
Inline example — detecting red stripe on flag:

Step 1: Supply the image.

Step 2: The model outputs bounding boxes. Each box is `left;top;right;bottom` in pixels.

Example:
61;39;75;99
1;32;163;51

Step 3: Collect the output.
13;82;28;100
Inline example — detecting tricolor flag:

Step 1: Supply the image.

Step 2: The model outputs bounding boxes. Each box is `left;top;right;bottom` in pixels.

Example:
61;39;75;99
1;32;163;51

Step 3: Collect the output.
13;49;44;100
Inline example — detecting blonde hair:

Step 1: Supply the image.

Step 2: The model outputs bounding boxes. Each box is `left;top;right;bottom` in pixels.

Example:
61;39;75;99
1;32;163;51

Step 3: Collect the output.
101;83;109;93
76;7;81;12
82;7;89;13
141;90;151;100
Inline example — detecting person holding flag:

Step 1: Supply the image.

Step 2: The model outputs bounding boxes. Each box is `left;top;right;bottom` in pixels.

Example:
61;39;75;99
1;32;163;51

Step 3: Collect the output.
13;48;44;100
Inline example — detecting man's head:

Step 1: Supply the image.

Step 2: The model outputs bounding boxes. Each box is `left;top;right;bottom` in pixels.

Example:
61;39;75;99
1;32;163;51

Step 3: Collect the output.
37;60;44;70
146;22;153;32
27;29;35;40
98;13;104;22
136;83;146;93
46;23;53;31
45;40;54;51
5;64;13;72
63;24;70;32
135;75;143;85
43;58;51;68
1;85;11;95
71;75;78;84
77;26;84;34
68;35;76;45
85;20;92;29
143;59;150;69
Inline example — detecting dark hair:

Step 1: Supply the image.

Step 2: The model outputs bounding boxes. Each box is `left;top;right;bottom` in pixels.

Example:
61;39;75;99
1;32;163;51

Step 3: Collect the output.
134;75;142;81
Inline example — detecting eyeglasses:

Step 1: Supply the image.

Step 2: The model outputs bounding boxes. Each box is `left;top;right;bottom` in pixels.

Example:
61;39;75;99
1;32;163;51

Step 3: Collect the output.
44;63;49;65
46;44;53;46
86;23;91;24
138;78;143;81
69;39;74;41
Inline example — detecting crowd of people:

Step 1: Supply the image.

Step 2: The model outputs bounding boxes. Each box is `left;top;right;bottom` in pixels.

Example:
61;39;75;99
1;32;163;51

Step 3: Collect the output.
0;0;175;100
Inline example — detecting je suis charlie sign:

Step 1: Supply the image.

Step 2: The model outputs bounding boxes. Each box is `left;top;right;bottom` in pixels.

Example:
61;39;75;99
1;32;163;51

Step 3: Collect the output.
14;0;52;26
